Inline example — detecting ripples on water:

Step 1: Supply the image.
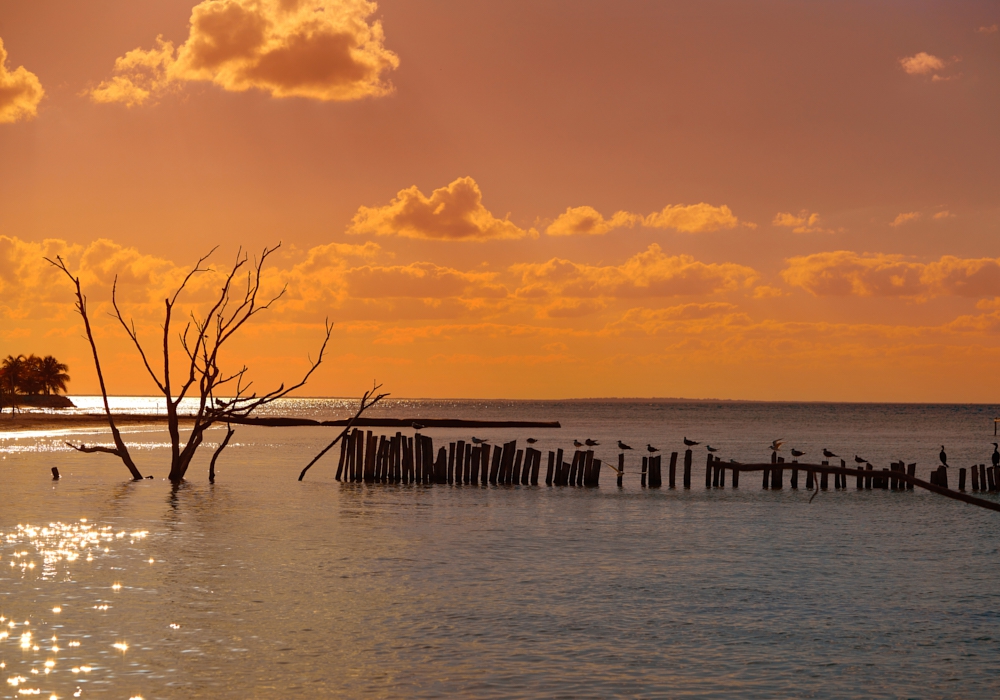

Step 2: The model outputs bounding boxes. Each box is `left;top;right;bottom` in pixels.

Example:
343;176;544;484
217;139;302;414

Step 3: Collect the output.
2;400;1000;698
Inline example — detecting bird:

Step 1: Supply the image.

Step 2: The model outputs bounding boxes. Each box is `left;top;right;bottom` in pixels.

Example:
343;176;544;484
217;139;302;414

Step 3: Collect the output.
471;437;488;444
939;445;948;466
526;438;537;444
790;449;805;458
706;445;718;452
585;439;600;447
683;437;699;446
617;440;633;451
647;444;659;453
822;448;837;459
992;443;999;468
769;439;784;452
573;440;584;448
854;455;865;464
411;422;425;430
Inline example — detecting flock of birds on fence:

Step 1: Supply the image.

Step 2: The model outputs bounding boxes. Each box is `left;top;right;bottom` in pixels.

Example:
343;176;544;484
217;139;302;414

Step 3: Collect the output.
450;427;1000;473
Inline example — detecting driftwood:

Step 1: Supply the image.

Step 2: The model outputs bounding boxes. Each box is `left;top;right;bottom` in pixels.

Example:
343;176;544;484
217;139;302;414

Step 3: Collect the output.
730;462;1000;513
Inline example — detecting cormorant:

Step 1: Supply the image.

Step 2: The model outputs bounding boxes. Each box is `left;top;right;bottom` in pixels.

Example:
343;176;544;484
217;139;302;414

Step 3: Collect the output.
939;445;948;466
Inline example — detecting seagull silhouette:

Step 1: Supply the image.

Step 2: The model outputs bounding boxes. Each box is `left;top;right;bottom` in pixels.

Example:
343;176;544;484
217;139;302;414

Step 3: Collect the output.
790;449;805;458
411;422;425;430
993;443;999;468
617;440;633;451
526;438;537;444
573;440;584;448
585;439;600;447
647;444;659;453
683;437;699;446
471;437;488;444
854;455;866;464
939;445;948;466
706;445;718;452
822;448;838;459
769;439;784;452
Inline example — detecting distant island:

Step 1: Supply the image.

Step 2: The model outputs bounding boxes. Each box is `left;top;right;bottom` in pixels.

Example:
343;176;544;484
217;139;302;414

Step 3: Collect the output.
1;354;75;412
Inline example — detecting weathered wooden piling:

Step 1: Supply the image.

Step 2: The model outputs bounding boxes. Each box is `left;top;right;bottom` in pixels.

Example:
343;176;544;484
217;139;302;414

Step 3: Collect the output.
988;466;997;492
669;452;678;488
650;455;662;488
531;448;542;485
618;453;624;488
579;450;590;487
717;457;725;488
820;461;829;490
772;456;784;489
705;453;713;489
865;463;873;489
711;456;719;487
980;464;988;492
959;467;967;491
546;451;555;486
641;456;647;487
791;463;799;489
364;431;377;483
568;451;580;486
764;451;774;489
731;460;739;488
512;449;524;485
336;437;347;481
683;449;692;488
906;463;915;490
972;463;980;490
489;444;502;484
805;466;813;490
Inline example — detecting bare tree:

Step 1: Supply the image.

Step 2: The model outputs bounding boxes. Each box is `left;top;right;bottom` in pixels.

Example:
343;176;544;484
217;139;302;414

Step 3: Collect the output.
47;245;342;482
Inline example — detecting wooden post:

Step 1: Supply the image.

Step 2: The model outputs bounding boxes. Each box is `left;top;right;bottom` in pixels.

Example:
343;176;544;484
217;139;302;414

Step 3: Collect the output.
706;453;713;488
764;451;774;489
489;443;501;484
865;463;872;489
546;451;555;486
500;441;516;484
880;468;889;490
553;448;563;486
669;452;678;488
335;436;348;481
650;455;662;488
592;458;602;487
820;461;829;490
731;462;739;488
772;456;783;489
413;432;423;483
936;465;949;489
355;428;365;482
959;467;967;491
980;464;987;492
805;467;813;490
392;434;401;483
641;456;648;487
530;449;541;485
717;457;725;488
364;431;377;483
618;453;624;488
840;459;847;488
683;449;692;488
51;466;60;480
512;449;524;485
790;464;798;489
972;463;980;490
987;467;996;492
579;450;591;487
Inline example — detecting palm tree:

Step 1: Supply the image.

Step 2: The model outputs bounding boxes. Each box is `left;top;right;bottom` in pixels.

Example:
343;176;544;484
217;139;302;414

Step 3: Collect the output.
1;355;25;396
38;355;70;395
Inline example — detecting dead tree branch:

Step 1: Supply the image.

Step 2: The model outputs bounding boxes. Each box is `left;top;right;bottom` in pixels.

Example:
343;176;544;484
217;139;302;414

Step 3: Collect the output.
299;383;389;481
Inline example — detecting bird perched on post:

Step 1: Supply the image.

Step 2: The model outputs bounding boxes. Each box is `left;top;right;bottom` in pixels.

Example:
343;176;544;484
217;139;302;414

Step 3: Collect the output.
617;440;633;451
854;455;865;464
706;445;718;452
992;443;999;468
585;439;600;447
822;448;837;459
573;440;584;448
471;437;488;444
939;445;948;466
790;449;805;458
647;444;659;453
769;439;784;452
683;437;699;446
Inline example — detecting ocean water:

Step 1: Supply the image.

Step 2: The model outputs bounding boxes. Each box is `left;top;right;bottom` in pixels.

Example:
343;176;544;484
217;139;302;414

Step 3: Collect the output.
1;398;999;698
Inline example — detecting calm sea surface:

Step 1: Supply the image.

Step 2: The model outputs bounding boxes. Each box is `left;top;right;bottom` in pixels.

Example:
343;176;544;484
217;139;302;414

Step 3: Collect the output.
2;398;999;698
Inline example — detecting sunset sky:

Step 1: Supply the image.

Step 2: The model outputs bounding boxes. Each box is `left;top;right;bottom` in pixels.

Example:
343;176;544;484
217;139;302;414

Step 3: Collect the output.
2;0;999;401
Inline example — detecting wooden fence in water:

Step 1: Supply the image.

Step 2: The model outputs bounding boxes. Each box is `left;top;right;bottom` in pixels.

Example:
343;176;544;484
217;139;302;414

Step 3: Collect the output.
330;429;1000;512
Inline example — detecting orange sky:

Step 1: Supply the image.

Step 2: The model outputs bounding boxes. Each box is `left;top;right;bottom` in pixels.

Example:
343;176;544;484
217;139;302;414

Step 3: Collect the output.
2;1;1000;401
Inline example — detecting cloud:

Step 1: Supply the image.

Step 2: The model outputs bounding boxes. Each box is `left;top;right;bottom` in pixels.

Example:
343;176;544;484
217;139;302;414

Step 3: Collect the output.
511;244;758;300
90;0;399;105
348;177;534;241
546;202;743;236
782;251;1000;299
933;210;953;220
546;207;641;236
977;25;998;34
0;38;44;123
772;210;832;234
343;262;507;299
900;52;945;75
890;211;920;227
